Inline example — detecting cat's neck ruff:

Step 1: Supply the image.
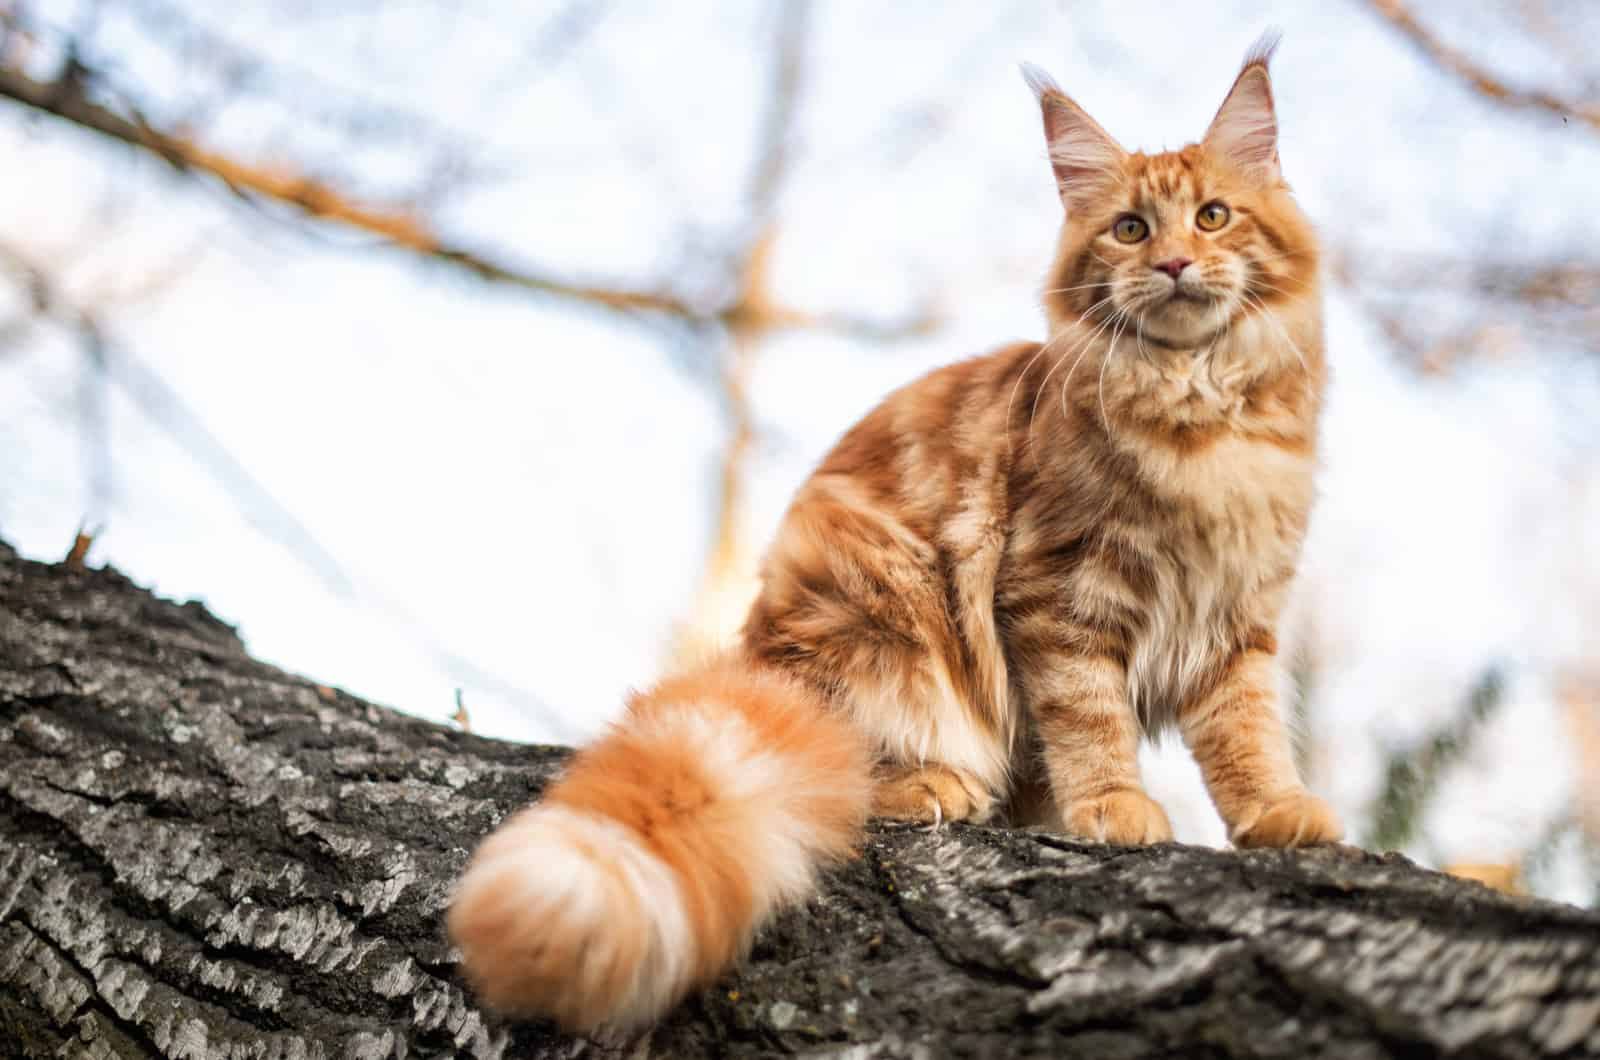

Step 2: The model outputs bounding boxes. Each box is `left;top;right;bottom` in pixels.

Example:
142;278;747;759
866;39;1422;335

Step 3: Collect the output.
1049;302;1319;432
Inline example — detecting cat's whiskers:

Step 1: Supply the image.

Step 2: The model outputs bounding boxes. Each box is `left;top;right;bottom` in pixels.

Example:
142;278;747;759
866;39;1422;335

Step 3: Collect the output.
1025;295;1116;459
1056;309;1120;400
1098;308;1133;432
1245;275;1296;298
1045;302;1120;401
1246;248;1311;266
1034;303;1123;457
1241;291;1309;374
1088;250;1122;273
1134;309;1157;367
1060;305;1126;423
1042;280;1113;295
1003;329;1071;460
1205;311;1236;390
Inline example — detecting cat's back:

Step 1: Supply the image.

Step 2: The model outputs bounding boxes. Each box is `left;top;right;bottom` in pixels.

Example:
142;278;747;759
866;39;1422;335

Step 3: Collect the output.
744;342;1041;738
781;342;1037;540
817;342;1041;484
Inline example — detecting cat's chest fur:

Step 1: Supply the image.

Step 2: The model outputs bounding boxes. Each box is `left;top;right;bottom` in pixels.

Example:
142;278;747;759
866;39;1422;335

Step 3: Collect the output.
1121;433;1313;728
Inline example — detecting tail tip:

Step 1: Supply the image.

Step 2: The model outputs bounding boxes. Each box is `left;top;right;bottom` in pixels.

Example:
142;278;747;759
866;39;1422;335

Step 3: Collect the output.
447;806;694;1032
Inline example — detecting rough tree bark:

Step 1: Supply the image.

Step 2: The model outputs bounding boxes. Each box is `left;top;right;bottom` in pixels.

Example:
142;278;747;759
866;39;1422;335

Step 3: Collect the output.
2;540;1598;1060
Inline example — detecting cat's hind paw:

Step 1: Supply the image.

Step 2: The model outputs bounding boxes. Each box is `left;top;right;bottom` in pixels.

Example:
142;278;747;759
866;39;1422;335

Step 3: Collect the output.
872;763;994;827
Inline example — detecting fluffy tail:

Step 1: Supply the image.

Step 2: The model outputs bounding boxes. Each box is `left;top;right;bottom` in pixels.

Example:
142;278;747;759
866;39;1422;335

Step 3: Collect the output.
447;657;872;1032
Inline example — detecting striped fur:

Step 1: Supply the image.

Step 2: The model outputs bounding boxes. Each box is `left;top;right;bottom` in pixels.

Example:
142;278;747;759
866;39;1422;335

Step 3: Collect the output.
449;31;1339;1033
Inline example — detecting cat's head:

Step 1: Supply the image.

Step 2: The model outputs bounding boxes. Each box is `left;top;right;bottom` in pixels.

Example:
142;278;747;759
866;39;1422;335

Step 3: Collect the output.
1027;32;1318;354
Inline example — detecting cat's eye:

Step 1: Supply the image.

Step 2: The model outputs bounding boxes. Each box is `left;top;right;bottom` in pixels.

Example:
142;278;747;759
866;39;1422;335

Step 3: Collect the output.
1196;202;1230;231
1112;215;1148;243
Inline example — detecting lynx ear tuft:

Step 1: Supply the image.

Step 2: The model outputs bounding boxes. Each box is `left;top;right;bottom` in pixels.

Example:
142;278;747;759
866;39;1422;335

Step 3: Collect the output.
1241;27;1282;71
1019;62;1060;102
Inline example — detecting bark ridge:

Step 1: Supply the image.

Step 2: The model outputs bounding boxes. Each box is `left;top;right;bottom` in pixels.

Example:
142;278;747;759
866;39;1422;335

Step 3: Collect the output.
1;542;1596;1058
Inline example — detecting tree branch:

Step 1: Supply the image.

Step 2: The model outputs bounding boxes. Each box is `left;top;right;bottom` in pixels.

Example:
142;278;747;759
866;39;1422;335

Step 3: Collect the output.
0;61;702;324
0;240;576;738
3;543;1599;1057
1368;0;1600;133
0;54;936;341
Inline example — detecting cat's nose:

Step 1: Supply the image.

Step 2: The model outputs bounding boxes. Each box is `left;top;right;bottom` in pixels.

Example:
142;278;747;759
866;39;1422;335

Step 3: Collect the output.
1153;258;1193;279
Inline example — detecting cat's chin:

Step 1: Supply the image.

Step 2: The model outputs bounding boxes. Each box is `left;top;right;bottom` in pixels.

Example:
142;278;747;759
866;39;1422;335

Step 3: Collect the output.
1131;297;1227;350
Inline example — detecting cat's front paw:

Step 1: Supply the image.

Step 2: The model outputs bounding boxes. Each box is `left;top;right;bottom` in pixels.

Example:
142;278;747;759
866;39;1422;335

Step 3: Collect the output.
1230;791;1342;848
1063;789;1173;845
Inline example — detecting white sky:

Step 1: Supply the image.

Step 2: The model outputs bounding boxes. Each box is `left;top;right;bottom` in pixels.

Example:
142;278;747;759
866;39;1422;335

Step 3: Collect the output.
3;1;1597;901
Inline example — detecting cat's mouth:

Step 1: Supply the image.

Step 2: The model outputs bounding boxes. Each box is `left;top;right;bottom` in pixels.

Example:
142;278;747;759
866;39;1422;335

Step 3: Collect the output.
1129;282;1222;310
1165;276;1229;305
1123;286;1234;348
1117;278;1236;338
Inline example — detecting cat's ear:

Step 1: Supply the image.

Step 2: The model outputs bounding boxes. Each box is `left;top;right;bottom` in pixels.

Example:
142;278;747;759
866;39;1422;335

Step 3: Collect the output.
1204;30;1282;183
1022;64;1126;212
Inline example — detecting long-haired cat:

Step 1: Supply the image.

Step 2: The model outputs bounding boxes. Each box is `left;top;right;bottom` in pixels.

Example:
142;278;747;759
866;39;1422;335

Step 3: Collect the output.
449;31;1340;1033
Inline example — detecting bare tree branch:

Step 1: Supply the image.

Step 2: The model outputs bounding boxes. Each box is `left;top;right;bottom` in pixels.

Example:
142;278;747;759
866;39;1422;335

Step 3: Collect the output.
0;50;943;344
0;239;577;737
1564;677;1600;846
1369;0;1600;133
1331;248;1600;371
125;0;474;148
0;238;362;599
1366;667;1505;852
671;1;812;663
742;1;809;234
0;61;710;322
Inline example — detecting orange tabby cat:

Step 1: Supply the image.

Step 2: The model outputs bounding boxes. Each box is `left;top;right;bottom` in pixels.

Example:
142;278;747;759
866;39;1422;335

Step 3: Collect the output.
449;31;1340;1032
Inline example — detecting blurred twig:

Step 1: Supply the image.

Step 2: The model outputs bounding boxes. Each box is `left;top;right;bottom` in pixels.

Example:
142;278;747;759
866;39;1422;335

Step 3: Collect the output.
1518;814;1600;910
1331;250;1600;372
0;238;361;599
0;238;575;736
0;44;937;341
1369;0;1600;133
1333;251;1600;307
475;0;613;101
124;0;472;148
1562;677;1600;845
672;0;818;664
1366;666;1506;852
0;58;709;322
671;2;799;662
63;524;96;570
2;1;935;728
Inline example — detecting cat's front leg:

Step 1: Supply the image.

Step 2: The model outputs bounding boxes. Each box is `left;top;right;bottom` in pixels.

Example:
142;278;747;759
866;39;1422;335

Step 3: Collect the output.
1027;634;1173;845
1179;648;1342;848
